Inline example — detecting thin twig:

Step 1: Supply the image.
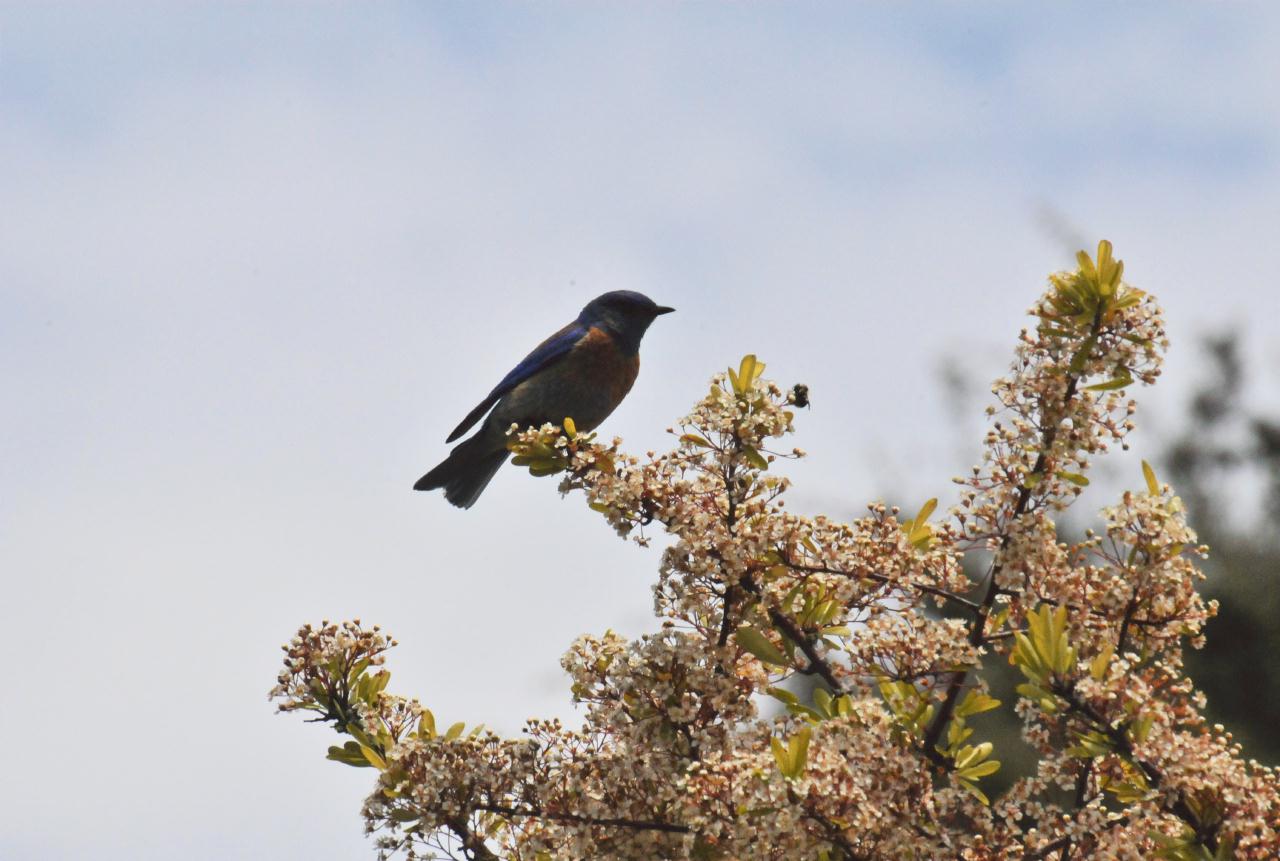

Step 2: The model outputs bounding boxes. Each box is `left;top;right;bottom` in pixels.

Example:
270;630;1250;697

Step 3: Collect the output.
476;803;689;834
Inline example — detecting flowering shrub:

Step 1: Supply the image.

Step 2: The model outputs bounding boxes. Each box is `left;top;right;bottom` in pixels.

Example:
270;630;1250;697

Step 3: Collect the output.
272;243;1279;859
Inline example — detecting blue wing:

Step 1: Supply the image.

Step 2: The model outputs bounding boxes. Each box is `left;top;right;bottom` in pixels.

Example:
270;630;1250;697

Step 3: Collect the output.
445;320;586;442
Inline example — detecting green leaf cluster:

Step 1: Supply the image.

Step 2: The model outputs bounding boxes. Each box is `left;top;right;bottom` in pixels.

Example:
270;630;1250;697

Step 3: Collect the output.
876;676;935;739
1039;240;1150;390
877;678;1002;804
770;725;811;780
415;708;477;743
1044;240;1140;331
508;422;578;477
941;690;1002;804
1099;759;1151;804
321;663;396;769
900;498;938;551
735;624;789;668
784;583;847;638
1150;820;1235;861
327;719;393;770
727;354;765;396
767;686;853;724
734;598;847;674
950;740;1000;804
319;657;482;773
1011;605;1077;712
304;656;389;731
1065;727;1116;760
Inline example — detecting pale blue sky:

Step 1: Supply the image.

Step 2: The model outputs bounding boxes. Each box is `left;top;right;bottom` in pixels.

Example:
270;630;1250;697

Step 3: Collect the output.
3;4;1278;858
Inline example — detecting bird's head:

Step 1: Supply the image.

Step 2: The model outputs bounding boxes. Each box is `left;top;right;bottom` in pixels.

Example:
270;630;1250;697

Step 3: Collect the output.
578;291;674;353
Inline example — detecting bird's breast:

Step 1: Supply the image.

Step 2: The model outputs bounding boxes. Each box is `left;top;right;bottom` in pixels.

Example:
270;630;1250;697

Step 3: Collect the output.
492;327;639;433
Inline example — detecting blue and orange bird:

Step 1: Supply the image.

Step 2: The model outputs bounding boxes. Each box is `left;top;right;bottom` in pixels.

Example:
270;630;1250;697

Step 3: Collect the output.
414;291;674;508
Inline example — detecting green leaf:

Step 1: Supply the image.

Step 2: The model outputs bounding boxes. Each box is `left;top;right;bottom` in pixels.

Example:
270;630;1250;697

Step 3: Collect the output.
953;741;992;770
359;744;387;769
957;759;1001;779
1067;729;1114;758
786;726;811;779
327;742;374;767
1131;713;1155;743
348;657;371;684
1016;682;1051;702
1056;471;1090;486
347;724;375;749
955;690;1001;718
769;735;788;773
771;726;811;780
765;686;799;706
1077;246;1099;285
987;605;1010;635
901;497;938;549
785;703;824;722
1068;335;1098;374
1084;371;1133;391
1142;460;1160;495
742;446;770;471
957;777;990;805
735;625;789;667
680;434;713;448
444;721;466;741
729;355;765;395
1089;643;1114;680
943;720;974;752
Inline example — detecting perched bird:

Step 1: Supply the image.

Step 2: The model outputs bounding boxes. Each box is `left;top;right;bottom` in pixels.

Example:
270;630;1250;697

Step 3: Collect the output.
415;291;674;508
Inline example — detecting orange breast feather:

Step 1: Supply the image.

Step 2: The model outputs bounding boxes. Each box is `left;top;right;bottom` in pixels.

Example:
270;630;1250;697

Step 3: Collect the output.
579;327;639;401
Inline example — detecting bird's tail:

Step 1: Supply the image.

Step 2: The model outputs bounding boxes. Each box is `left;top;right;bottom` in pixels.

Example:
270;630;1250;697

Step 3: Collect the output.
413;434;509;509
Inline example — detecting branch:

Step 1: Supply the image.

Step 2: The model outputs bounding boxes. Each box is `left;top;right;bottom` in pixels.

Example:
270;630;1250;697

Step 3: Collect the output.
768;605;846;694
717;584;740;648
1052;760;1096;861
1023;815;1129;860
477;803;689;835
780;554;982;611
731;566;849;694
446;818;501;861
1116;590;1140;654
922;304;1104;759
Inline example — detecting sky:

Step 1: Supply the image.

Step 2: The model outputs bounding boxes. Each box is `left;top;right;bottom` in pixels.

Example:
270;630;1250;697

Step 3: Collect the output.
2;3;1279;858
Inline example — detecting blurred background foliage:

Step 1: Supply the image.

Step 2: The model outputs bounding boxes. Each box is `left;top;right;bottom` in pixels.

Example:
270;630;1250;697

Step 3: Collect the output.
1163;334;1280;766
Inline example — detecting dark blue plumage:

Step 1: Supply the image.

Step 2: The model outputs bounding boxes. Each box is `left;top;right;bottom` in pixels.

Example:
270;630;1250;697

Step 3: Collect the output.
415;291;674;508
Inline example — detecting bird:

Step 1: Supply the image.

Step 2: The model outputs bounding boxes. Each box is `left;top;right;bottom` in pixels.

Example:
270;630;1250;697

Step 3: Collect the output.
414;290;674;508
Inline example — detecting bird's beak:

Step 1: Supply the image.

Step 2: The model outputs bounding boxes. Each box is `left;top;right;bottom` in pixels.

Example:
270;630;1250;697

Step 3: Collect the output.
654;305;675;315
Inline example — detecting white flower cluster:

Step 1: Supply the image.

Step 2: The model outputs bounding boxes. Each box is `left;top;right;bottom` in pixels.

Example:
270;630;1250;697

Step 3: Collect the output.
274;247;1280;859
